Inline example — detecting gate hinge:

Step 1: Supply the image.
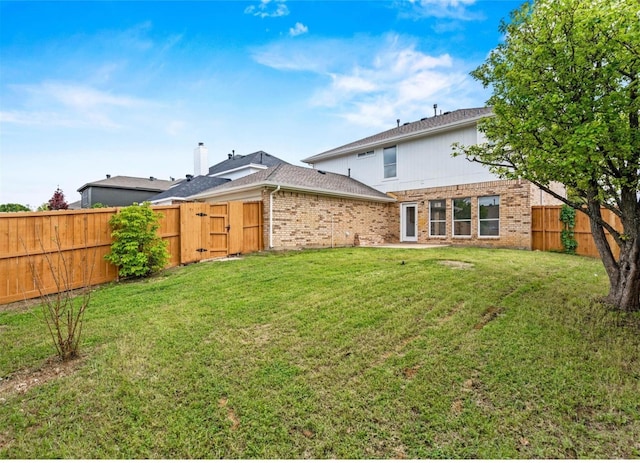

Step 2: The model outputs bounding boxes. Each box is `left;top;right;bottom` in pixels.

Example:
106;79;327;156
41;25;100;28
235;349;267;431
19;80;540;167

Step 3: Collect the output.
196;212;208;217
196;248;208;253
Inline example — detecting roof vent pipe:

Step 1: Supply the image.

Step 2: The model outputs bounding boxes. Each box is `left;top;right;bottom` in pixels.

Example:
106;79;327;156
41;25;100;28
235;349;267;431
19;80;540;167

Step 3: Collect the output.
397;119;400;128
106;174;111;179
433;103;438;116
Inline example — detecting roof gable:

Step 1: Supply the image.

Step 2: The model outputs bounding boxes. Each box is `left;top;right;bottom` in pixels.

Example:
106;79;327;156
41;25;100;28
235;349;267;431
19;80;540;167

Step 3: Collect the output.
190;164;394;202
77;175;177;193
148;176;230;201
302;107;493;163
208;150;289;176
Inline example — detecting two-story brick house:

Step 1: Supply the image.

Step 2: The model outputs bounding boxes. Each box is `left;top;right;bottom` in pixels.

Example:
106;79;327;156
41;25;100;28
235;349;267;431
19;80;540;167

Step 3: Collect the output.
301;107;564;249
189;107;563;250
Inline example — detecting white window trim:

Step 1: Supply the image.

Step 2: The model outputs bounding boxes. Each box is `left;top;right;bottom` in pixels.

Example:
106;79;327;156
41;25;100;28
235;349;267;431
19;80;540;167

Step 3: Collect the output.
478;195;500;238
452;197;472;238
428;199;447;238
357;150;374;159
383;145;397;180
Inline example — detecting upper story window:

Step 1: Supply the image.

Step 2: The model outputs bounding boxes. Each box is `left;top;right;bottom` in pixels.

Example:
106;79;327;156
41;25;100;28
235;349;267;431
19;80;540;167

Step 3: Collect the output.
383;146;397;178
357;150;374;159
478;195;500;237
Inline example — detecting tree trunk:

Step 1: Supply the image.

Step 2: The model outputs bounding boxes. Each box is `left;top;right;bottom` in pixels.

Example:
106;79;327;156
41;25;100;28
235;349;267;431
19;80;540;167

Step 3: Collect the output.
588;202;640;312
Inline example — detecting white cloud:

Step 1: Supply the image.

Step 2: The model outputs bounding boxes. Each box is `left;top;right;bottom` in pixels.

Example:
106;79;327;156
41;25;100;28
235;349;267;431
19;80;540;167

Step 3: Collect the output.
289;22;308;37
398;0;483;20
5;82;153;130
255;32;488;128
244;0;289;18
296;34;474;128
166;120;186;136
252;36;377;73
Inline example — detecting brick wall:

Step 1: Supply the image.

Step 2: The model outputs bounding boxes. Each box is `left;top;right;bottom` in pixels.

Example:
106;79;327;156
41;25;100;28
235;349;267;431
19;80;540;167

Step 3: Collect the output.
262;189;393;249
389;179;536;249
530;181;566;206
260;179;561;251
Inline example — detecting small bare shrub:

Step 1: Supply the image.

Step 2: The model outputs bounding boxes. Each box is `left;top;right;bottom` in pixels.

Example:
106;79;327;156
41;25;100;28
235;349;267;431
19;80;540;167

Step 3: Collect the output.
23;225;95;361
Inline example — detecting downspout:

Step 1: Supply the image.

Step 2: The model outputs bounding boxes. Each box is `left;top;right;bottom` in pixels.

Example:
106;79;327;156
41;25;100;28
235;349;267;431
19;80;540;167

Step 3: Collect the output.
269;185;281;249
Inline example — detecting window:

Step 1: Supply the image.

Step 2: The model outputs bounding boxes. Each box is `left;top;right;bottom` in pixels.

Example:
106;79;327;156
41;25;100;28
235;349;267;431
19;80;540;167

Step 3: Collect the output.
383;146;397;178
357;150;374;158
453;197;471;236
479;195;500;237
429;200;446;236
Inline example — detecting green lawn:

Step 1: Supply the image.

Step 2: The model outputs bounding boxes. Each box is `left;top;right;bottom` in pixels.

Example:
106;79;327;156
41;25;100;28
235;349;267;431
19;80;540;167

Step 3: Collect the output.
1;247;639;458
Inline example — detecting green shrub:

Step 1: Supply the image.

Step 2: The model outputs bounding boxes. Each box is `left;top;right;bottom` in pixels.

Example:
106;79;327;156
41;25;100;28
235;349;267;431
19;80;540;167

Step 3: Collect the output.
105;202;170;278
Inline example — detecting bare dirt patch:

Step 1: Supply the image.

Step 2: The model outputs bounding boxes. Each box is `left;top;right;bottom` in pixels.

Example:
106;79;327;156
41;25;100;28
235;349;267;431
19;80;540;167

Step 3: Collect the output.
439;260;474;270
374;336;419;367
218;397;240;431
0;356;84;400
0;297;44;314
474;306;506;330
402;365;421;379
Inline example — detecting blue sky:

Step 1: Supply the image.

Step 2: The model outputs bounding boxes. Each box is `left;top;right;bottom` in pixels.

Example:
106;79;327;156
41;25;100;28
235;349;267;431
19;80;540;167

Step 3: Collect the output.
0;0;521;208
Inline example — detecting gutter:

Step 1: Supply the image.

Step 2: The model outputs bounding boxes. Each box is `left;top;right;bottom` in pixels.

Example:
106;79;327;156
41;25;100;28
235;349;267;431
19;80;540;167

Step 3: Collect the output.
187;181;395;203
269;185;281;249
301;113;492;164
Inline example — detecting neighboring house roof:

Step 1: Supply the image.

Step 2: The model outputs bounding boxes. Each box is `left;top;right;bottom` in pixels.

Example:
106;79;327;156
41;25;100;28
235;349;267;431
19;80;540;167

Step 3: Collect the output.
208;150;289;176
67;200;82;210
302;107;494;163
189;164;395;203
77;175;177;193
148;175;231;202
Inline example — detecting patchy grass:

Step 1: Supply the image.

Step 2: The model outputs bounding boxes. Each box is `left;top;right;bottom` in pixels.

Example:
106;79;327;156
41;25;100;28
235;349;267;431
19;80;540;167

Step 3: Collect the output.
1;247;639;458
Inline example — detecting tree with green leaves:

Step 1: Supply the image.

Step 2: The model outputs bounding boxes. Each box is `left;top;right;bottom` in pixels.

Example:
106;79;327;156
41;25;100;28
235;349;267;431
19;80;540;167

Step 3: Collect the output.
0;203;31;212
454;0;639;311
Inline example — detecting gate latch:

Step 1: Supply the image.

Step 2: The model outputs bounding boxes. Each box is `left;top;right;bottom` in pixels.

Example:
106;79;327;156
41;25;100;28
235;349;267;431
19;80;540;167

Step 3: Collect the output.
196;248;208;253
196;212;208;217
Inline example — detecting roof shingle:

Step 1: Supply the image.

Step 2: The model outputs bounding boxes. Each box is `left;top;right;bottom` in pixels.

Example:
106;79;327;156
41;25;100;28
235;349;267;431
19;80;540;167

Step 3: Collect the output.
77;175;177;193
208;150;289;176
302;107;493;163
191;164;393;202
148;176;230;201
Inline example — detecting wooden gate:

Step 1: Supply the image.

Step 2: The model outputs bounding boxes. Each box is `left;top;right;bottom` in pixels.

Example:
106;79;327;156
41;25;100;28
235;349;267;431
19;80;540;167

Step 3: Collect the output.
180;203;210;264
180;201;263;263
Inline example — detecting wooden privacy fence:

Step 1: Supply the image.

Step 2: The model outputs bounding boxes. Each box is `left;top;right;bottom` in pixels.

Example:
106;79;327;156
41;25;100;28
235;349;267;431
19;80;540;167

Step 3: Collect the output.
0;202;263;305
531;206;621;258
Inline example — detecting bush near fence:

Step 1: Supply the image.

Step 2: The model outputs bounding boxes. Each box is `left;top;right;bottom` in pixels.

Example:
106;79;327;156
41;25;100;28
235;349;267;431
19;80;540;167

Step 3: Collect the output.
1;204;619;305
0;203;262;305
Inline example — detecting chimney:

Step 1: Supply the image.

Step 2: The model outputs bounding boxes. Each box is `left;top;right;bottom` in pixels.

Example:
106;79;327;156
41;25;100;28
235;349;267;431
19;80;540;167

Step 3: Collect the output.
194;142;208;176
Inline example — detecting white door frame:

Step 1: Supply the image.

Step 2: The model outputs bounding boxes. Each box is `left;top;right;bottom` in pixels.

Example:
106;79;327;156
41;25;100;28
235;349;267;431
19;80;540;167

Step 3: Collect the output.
401;202;418;242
